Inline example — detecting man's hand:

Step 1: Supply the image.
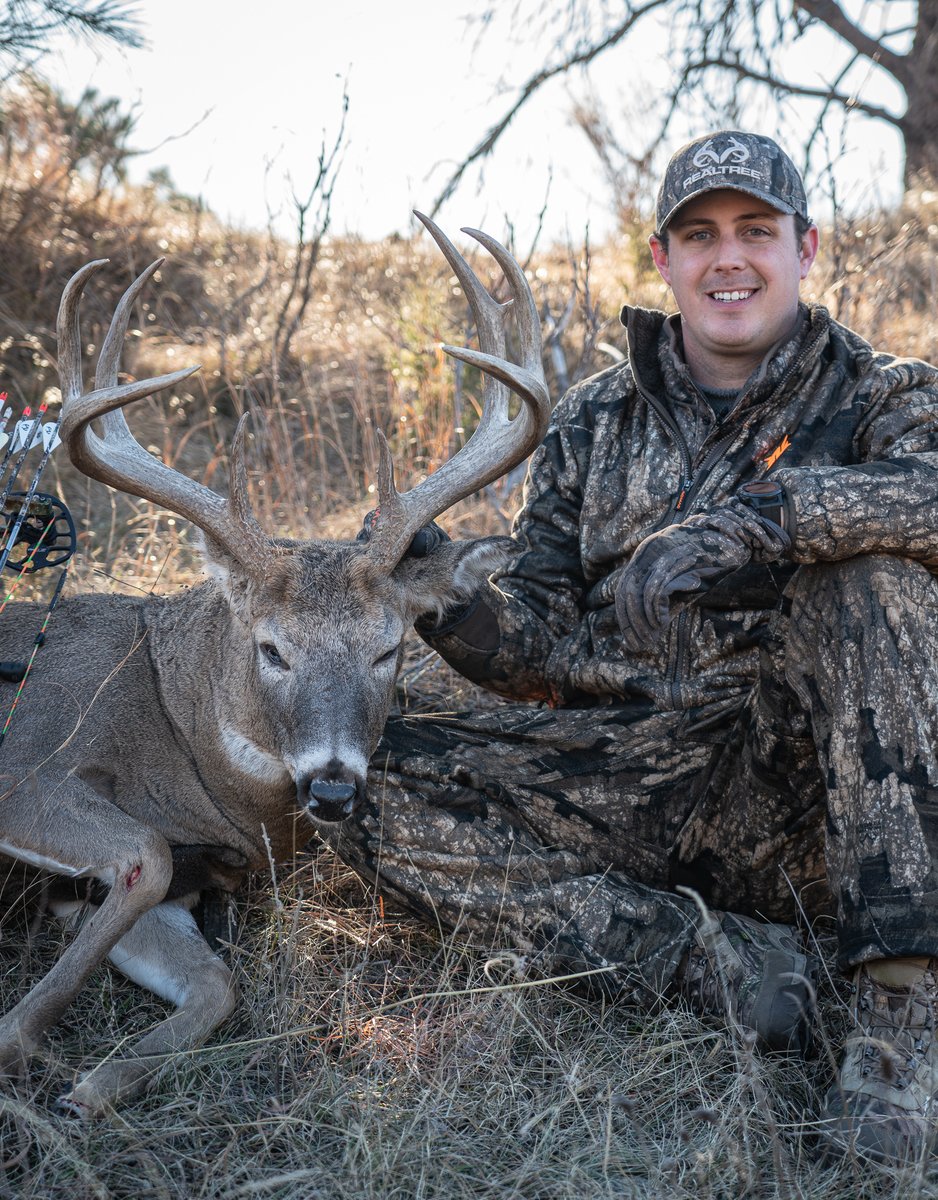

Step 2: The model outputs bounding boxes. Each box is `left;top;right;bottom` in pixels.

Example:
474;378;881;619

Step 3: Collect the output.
357;510;451;558
615;500;791;650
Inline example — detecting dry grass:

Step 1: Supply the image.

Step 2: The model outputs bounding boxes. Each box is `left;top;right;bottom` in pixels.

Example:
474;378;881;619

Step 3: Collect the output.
4;532;937;1198
0;849;935;1200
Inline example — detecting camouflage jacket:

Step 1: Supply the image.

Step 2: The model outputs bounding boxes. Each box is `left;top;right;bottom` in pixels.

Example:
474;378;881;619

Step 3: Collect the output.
423;303;938;711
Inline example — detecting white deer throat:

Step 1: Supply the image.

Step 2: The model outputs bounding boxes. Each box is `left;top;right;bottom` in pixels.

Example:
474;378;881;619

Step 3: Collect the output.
220;726;291;784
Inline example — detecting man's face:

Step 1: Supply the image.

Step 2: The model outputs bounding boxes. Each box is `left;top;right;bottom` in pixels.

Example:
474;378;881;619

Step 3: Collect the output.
649;190;818;388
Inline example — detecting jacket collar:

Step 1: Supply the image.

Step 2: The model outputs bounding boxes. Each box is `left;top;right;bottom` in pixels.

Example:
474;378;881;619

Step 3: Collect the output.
619;302;832;413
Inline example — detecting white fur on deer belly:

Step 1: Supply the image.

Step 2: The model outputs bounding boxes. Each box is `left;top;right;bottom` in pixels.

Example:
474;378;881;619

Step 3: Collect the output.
220;726;291;783
0;840;115;882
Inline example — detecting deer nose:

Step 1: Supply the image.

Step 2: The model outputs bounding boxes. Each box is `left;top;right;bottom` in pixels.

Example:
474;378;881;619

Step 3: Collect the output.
300;763;363;823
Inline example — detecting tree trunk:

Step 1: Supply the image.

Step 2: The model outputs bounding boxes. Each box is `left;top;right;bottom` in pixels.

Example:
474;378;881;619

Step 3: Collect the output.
900;0;938;185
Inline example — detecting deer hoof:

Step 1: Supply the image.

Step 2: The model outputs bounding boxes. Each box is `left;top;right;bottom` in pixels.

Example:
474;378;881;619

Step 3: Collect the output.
56;1073;121;1118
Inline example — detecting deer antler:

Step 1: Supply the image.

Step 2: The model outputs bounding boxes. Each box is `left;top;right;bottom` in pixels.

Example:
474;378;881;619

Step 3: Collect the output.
58;260;276;570
364;213;551;571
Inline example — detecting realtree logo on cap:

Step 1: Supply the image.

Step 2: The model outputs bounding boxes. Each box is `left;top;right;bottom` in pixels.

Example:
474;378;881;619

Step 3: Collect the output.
682;135;769;191
693;137;750;168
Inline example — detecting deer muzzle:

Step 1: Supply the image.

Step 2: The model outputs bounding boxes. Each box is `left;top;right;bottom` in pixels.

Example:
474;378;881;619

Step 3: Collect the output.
299;767;364;823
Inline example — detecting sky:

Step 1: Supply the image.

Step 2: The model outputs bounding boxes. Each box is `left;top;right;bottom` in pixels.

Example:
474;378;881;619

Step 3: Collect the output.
43;0;908;246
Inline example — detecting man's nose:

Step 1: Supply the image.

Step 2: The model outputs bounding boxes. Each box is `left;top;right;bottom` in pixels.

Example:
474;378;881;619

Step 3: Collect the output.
711;236;748;271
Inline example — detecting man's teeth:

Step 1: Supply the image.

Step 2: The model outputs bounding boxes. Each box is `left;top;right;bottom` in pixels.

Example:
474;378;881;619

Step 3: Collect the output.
712;290;754;302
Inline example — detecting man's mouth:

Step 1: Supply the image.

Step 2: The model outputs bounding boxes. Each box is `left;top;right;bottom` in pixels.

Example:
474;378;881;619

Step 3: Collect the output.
710;289;756;303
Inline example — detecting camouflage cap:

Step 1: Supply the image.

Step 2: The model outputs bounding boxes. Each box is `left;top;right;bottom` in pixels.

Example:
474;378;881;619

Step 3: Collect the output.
656;131;809;233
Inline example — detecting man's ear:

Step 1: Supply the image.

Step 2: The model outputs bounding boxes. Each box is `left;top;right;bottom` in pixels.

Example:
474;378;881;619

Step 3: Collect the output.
649;233;671;286
799;223;819;280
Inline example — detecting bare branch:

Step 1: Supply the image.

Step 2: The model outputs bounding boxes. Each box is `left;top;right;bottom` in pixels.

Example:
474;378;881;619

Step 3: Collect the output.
430;0;671;217
684;55;904;128
803;50;861;166
795;0;910;84
467;0;936;198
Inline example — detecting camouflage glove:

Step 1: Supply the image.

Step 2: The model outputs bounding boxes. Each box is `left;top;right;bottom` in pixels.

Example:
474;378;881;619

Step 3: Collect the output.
615;499;791;651
357;510;451;558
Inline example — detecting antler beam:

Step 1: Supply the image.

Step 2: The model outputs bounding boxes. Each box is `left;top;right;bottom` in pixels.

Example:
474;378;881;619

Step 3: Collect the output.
365;213;551;571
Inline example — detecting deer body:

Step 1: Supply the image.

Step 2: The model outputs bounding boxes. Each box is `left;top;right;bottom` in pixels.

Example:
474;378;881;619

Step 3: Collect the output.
0;537;511;1118
0;216;550;1115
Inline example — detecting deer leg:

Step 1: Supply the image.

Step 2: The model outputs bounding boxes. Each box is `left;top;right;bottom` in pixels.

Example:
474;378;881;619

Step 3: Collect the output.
0;783;173;1070
53;898;238;1116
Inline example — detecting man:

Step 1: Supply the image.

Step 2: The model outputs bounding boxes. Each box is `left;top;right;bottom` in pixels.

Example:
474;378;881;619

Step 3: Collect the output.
335;130;938;1163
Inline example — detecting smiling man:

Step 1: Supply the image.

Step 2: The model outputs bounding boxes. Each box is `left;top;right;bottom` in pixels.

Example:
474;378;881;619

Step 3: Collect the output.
338;130;938;1164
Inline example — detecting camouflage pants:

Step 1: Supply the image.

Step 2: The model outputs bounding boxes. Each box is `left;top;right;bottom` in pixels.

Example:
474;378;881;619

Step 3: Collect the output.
318;555;938;1000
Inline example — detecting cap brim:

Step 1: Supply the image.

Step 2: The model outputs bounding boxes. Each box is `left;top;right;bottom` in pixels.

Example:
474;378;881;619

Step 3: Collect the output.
658;183;798;233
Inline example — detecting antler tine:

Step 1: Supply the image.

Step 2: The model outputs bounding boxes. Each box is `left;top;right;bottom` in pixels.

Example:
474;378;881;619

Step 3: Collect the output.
59;262;275;571
91;259;172;451
56;259;109;406
227;413;278;554
442;225;550;424
94;259;162;389
462;226;544;387
365;215;550;571
414;212;515;431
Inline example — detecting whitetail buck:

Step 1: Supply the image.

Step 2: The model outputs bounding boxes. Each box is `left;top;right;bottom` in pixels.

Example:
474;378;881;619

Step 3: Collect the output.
0;214;549;1115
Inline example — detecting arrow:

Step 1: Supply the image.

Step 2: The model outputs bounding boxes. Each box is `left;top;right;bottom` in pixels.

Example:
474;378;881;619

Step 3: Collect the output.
0;403;47;510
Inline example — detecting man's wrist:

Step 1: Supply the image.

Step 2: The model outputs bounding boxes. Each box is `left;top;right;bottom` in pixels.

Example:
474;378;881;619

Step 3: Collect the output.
415;595;480;637
415;593;501;654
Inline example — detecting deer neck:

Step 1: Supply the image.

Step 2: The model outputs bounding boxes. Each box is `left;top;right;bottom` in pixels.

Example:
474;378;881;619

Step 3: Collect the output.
145;583;299;862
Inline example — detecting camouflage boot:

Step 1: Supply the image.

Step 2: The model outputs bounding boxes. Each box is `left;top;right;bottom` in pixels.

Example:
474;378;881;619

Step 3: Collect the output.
820;961;938;1163
675;911;817;1053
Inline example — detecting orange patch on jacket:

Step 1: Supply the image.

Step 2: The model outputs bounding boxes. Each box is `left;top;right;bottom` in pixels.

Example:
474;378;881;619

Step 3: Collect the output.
763;435;791;469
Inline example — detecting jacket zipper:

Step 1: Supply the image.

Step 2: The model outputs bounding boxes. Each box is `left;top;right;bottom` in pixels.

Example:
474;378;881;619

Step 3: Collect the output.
632;382;753;708
669;427;740;707
630;379;696;707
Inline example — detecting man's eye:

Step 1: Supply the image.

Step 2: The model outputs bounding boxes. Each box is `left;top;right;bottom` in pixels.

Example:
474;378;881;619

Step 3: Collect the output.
261;642;288;670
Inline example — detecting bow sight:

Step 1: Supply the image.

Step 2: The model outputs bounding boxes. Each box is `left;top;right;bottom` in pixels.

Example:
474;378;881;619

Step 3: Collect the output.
1;492;76;574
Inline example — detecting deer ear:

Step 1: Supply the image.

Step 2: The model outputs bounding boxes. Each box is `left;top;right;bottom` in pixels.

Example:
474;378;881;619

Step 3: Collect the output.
449;536;517;595
198;532;255;618
395;535;517;622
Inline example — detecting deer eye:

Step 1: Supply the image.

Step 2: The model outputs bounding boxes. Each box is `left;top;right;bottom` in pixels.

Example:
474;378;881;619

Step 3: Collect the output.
260;642;289;670
373;645;399;668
